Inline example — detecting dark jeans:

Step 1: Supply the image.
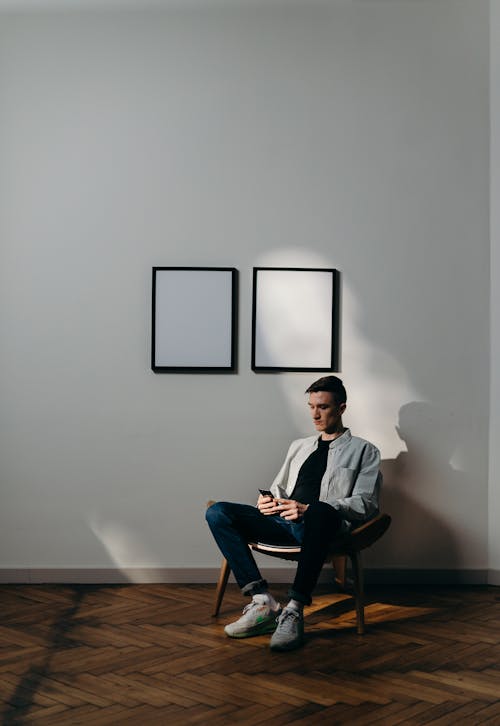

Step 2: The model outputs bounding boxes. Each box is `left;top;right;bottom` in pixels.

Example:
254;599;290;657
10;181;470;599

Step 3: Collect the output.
205;500;343;605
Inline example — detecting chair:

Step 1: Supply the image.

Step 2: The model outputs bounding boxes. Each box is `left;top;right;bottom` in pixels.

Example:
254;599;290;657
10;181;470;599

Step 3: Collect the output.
212;511;391;635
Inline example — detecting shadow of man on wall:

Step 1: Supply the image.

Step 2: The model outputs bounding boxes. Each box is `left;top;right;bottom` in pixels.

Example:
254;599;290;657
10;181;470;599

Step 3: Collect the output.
374;401;477;580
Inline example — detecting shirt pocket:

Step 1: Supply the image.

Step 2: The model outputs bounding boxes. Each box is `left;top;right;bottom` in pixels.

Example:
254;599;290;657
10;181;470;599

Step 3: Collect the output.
331;467;357;499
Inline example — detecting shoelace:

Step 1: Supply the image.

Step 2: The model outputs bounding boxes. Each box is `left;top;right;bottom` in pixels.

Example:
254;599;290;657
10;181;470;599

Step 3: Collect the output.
276;609;300;632
242;600;260;615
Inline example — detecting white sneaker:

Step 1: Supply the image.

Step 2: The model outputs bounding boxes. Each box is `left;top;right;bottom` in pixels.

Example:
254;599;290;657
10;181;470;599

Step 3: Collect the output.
224;595;281;638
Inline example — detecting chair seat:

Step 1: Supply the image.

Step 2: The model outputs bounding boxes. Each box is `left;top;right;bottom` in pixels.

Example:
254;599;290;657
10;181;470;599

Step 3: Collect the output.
250;542;301;558
250;513;391;558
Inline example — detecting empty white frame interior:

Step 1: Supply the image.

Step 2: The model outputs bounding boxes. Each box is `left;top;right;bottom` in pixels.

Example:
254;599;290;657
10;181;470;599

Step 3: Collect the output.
154;268;234;368
253;268;334;370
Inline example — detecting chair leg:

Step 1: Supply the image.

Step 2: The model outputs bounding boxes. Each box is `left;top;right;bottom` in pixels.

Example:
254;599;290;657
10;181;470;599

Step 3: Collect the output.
330;555;347;588
351;551;365;635
213;557;231;617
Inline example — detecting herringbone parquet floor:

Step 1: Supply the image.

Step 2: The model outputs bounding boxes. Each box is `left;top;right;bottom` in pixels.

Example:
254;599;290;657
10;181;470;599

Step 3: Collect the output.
1;582;500;725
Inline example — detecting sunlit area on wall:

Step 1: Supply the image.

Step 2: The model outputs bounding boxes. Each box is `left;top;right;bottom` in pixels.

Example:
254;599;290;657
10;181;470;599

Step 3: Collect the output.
254;248;420;459
88;515;161;579
253;268;334;369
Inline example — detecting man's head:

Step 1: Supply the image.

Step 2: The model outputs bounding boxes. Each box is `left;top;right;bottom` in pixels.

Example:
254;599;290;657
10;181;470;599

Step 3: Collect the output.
305;375;347;406
305;376;347;437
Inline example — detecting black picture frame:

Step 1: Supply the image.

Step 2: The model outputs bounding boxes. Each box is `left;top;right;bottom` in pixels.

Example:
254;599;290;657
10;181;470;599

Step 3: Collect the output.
152;267;238;372
251;267;340;372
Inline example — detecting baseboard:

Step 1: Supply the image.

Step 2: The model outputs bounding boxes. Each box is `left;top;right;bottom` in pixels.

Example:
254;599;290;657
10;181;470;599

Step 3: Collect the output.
0;568;225;584
488;569;500;586
363;568;489;585
0;567;493;585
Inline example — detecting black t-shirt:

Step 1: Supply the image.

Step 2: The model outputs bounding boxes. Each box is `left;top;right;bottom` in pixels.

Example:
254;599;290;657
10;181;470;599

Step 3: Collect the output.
289;437;331;505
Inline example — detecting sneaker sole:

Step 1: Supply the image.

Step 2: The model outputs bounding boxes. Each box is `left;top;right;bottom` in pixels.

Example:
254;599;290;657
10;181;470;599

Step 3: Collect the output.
270;637;304;651
224;619;279;639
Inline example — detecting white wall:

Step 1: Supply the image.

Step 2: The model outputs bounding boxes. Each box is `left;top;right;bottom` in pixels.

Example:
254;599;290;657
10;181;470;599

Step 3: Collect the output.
0;0;490;579
490;0;500;584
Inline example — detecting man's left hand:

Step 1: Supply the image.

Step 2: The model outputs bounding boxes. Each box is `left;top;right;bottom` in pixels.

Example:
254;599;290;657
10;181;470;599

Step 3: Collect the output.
275;499;309;522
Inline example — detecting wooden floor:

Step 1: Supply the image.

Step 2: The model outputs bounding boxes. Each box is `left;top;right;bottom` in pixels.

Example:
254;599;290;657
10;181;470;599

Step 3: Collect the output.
1;583;500;725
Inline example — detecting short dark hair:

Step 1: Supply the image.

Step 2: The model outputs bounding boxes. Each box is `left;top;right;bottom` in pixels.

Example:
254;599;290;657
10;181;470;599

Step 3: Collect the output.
305;375;347;405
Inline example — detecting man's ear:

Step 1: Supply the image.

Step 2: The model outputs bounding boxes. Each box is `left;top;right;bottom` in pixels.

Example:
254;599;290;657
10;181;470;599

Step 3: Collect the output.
339;402;347;415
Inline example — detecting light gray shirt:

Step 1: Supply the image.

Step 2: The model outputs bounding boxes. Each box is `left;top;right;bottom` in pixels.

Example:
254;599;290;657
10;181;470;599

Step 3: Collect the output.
269;428;381;529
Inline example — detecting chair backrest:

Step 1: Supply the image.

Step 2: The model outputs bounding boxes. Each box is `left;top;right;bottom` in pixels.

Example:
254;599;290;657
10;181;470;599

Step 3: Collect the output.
346;513;392;552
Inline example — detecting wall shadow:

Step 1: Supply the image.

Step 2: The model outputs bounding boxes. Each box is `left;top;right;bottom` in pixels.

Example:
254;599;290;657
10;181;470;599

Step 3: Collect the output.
374;401;475;571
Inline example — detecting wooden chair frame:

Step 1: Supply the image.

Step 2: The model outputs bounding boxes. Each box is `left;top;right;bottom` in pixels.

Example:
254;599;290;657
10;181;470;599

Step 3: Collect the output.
212;512;391;635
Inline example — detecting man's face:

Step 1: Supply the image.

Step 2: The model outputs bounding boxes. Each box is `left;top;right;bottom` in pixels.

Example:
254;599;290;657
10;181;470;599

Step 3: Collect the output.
308;391;346;434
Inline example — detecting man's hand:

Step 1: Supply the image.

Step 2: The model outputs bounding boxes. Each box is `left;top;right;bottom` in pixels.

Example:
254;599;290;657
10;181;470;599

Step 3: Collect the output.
257;494;278;516
274;499;309;522
257;495;308;521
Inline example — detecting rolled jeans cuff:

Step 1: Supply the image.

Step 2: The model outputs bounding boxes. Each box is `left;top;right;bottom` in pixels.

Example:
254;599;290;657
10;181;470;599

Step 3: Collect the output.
242;579;268;597
288;588;312;606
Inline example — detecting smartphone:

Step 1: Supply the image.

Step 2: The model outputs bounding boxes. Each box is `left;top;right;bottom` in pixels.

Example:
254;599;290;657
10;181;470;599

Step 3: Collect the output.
258;488;274;498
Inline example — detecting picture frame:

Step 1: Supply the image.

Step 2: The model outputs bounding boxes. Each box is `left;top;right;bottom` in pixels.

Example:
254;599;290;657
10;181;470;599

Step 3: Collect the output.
251;267;340;372
152;267;238;372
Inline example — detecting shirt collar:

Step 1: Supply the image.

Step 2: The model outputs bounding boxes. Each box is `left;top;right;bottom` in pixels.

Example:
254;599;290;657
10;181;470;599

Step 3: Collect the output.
326;428;351;448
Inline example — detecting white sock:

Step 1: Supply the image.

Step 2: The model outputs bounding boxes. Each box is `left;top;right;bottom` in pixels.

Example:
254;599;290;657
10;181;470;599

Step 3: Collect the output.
252;591;280;611
286;599;304;613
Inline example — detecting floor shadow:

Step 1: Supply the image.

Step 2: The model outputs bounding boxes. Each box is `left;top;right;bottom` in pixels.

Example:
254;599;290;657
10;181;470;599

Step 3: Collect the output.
1;585;107;725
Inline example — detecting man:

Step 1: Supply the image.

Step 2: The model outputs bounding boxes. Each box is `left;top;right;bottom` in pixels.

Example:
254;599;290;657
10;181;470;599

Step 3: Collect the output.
205;375;381;651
